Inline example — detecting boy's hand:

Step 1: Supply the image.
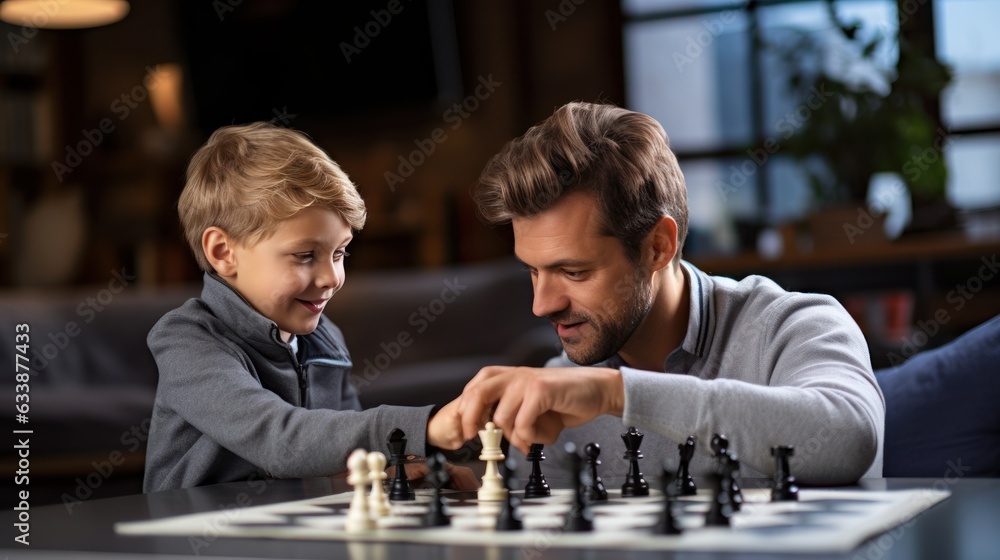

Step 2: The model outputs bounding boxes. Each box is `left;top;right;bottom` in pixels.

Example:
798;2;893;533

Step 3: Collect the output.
385;461;479;491
426;398;466;450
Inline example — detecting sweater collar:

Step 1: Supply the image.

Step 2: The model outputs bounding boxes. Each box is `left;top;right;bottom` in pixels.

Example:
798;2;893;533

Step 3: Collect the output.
200;272;351;365
200;272;291;360
679;261;716;359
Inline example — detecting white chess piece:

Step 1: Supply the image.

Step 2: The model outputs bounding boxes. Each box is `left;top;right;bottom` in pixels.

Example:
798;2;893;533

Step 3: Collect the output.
345;449;375;532
367;451;391;517
478;421;508;501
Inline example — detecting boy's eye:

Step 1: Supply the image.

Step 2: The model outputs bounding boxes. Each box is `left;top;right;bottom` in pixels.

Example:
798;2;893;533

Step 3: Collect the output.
293;252;314;262
334;249;351;261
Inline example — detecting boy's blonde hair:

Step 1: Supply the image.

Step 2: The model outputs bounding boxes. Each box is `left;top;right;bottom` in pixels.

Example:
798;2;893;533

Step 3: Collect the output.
179;122;366;271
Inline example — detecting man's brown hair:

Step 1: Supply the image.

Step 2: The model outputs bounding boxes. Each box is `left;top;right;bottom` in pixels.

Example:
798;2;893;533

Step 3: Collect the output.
474;102;688;262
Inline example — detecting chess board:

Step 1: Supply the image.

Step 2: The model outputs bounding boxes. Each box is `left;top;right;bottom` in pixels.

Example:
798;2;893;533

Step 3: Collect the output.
115;486;950;553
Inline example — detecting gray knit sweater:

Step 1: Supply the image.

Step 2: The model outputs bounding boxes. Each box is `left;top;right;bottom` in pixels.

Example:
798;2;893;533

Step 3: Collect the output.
143;273;433;492
535;262;884;485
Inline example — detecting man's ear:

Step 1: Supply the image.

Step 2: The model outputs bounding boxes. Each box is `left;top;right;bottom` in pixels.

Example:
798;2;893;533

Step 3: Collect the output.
203;227;238;277
646;216;678;272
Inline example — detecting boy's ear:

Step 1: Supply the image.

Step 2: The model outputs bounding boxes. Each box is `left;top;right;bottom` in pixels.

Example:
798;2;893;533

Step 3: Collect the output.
203;227;238;277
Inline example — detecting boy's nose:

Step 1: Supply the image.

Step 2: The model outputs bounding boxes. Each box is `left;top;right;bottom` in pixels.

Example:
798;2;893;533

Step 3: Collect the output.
315;260;341;290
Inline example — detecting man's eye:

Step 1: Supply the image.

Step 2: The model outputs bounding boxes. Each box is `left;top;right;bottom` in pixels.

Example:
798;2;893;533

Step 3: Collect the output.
565;270;583;279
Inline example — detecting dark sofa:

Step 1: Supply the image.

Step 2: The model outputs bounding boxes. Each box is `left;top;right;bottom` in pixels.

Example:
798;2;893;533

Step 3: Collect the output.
0;258;558;507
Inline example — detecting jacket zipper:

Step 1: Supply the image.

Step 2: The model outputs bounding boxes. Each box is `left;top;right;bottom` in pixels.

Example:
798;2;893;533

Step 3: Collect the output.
280;329;308;407
296;362;308;408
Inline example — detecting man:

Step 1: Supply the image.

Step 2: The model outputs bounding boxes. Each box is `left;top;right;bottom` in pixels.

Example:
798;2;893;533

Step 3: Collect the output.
452;102;883;484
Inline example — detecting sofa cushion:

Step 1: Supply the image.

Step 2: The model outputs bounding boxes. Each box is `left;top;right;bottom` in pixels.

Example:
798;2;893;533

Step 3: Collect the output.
0;285;197;387
875;314;1000;477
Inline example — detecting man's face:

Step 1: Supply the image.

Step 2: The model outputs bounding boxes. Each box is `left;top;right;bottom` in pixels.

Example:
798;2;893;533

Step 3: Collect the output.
513;191;653;365
226;206;352;341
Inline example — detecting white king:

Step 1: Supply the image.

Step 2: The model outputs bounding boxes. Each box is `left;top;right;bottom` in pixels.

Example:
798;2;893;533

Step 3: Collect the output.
478;421;508;501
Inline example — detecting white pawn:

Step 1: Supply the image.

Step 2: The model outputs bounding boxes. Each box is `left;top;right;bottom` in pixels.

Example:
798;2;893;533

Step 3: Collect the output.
367;451;391;517
478;421;508;502
345;449;375;532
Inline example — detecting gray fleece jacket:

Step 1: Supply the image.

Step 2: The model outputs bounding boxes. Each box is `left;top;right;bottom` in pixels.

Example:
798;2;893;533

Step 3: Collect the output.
143;273;433;493
528;262;885;486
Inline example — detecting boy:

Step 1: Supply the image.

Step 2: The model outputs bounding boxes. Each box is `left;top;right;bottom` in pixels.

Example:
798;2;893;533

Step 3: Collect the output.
144;122;466;492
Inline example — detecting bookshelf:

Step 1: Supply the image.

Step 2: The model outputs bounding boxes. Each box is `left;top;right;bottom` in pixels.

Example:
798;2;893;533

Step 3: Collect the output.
0;24;56;286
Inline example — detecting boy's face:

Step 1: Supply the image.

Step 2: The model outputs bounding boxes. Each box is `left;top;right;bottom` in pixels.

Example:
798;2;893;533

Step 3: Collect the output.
225;206;352;342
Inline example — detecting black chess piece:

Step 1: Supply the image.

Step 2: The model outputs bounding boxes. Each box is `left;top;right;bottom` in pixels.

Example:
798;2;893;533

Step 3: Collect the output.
675;435;697;496
710;433;729;457
652;467;682;535
710;434;741;510
726;452;743;512
386;428;415;501
704;464;735;527
621;426;650;497
424;452;450;527
496;458;523;531
584;443;608;502
770;445;800;502
523;443;551;499
563;442;594;532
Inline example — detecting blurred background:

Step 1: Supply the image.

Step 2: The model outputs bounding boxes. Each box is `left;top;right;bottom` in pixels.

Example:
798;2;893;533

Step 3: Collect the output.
1;0;999;504
1;0;998;338
2;0;999;330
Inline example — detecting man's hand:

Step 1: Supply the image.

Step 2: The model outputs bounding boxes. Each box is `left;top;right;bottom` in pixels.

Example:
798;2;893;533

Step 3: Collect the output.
454;366;624;454
426;398;466;450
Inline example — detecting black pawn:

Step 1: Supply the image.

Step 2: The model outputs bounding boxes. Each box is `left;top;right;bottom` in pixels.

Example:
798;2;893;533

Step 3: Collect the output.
675;436;697;496
523;443;551;498
710;433;729;457
621;426;650;497
563;442;594;532
726;453;744;512
771;445;800;502
496;458;523;531
711;434;741;510
386;428;415;501
424;452;450;527
652;467;682;535
584;443;608;502
704;471;733;527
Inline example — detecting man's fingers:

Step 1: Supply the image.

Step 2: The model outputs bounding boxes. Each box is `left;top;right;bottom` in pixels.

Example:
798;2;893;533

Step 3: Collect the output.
459;371;520;441
460;365;510;399
443;463;479;491
490;380;528;440
459;383;494;442
511;408;564;455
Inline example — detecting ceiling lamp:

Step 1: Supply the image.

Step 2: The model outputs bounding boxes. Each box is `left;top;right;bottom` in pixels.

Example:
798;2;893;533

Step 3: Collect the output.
0;0;129;29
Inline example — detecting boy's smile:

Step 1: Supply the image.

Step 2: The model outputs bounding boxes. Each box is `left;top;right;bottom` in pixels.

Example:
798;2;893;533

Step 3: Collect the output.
218;206;353;342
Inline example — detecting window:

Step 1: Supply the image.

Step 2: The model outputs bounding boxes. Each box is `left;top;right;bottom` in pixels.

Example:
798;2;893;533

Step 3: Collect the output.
624;0;1000;256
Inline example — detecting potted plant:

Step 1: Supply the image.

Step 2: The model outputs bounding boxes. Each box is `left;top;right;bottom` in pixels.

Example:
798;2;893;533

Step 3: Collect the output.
772;0;953;244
